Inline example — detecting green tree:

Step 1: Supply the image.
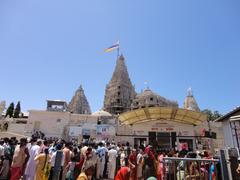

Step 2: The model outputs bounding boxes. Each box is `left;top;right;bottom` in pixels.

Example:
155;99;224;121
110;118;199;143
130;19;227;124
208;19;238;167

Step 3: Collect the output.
202;109;222;121
5;102;14;118
13;101;21;118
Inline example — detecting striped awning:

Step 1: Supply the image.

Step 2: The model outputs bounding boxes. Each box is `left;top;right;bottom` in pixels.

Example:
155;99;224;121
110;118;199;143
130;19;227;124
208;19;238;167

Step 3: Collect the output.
118;107;207;126
230;115;240;122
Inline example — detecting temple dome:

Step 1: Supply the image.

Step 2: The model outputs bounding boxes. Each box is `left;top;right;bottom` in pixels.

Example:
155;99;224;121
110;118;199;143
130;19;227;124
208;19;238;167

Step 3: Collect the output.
92;110;112;117
131;88;178;109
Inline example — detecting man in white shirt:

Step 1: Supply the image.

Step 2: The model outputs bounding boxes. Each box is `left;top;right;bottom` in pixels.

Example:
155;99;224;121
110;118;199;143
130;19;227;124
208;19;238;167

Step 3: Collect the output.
96;142;107;179
25;138;40;180
137;149;144;179
108;145;118;179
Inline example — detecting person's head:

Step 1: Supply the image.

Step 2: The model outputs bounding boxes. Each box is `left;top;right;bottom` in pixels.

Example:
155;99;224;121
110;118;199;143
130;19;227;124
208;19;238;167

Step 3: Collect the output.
73;147;78;154
65;142;71;148
37;140;42;146
168;151;174;157
56;143;62;151
44;148;49;155
20;138;27;146
8;139;13;146
147;177;157;180
43;140;49;147
10;137;16;142
148;145;153;151
30;137;37;144
93;143;98;150
3;138;9;144
204;151;209;157
132;149;137;156
0;140;4;146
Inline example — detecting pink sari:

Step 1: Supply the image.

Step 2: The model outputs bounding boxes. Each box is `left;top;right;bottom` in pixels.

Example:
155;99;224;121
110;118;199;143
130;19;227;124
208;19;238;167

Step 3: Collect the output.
157;154;164;180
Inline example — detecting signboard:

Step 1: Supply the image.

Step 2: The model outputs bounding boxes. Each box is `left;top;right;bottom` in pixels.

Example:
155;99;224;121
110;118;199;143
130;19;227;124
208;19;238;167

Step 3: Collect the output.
82;129;90;136
151;127;158;131
96;125;115;138
69;126;82;137
133;130;145;136
166;127;174;131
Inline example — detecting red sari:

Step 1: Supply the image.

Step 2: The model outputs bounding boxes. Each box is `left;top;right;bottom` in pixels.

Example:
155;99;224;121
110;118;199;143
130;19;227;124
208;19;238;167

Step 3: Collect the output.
10;167;22;180
115;167;130;180
128;153;137;180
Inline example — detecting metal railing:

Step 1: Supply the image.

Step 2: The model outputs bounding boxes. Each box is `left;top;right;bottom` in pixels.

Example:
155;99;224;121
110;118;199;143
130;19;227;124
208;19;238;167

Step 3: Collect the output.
162;157;222;180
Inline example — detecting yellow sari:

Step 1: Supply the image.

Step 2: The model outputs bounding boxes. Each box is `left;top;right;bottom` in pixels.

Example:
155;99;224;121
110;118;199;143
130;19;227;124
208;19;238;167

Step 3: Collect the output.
34;153;51;180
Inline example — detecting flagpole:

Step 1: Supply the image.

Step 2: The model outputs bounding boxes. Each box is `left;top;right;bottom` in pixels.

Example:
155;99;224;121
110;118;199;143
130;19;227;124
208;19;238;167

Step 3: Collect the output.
117;41;120;58
117;46;120;58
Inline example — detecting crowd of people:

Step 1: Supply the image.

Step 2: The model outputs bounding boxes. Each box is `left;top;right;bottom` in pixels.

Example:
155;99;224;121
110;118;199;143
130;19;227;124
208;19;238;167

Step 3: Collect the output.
0;136;239;180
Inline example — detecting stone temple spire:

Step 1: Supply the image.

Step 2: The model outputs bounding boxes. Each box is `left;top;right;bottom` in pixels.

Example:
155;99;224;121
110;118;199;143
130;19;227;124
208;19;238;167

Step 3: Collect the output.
103;54;136;115
183;87;200;112
68;85;91;114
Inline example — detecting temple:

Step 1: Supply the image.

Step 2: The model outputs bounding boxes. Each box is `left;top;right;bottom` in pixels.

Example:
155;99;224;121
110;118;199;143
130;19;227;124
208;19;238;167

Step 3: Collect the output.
183;87;200;112
1;54;224;152
67;85;91;114
103;55;136;114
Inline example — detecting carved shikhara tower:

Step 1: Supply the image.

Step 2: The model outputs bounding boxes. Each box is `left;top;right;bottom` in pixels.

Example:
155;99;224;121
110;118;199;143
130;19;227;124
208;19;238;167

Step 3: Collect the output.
103;55;136;115
183;88;200;112
68;85;91;114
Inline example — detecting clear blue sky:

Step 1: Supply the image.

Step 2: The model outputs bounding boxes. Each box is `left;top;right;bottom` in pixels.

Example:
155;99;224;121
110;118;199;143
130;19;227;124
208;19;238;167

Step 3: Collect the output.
0;0;240;114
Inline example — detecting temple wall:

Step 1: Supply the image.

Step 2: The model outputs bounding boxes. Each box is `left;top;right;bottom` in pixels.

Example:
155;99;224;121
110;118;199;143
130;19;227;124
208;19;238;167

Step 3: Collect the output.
26;110;70;137
8;123;26;134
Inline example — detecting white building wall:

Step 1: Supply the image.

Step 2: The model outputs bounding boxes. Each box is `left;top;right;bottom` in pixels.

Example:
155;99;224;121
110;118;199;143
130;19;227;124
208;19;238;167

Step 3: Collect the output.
26;110;117;140
222;121;234;148
27;110;70;137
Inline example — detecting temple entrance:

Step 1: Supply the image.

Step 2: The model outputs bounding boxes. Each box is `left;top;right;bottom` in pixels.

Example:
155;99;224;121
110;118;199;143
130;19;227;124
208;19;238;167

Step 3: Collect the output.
148;132;175;150
134;138;147;148
157;132;171;149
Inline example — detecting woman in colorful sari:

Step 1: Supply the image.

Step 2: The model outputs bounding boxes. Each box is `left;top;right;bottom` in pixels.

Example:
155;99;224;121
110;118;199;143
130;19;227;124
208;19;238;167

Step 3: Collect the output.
34;148;51;180
156;152;164;180
128;149;137;180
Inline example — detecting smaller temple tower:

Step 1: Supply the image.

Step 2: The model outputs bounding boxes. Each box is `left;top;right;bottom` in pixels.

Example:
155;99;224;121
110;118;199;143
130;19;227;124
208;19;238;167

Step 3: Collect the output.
183;87;200;111
68;85;91;114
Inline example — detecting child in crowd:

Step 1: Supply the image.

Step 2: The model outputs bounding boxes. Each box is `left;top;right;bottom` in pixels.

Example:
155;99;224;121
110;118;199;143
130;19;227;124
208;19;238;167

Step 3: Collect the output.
66;156;77;180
